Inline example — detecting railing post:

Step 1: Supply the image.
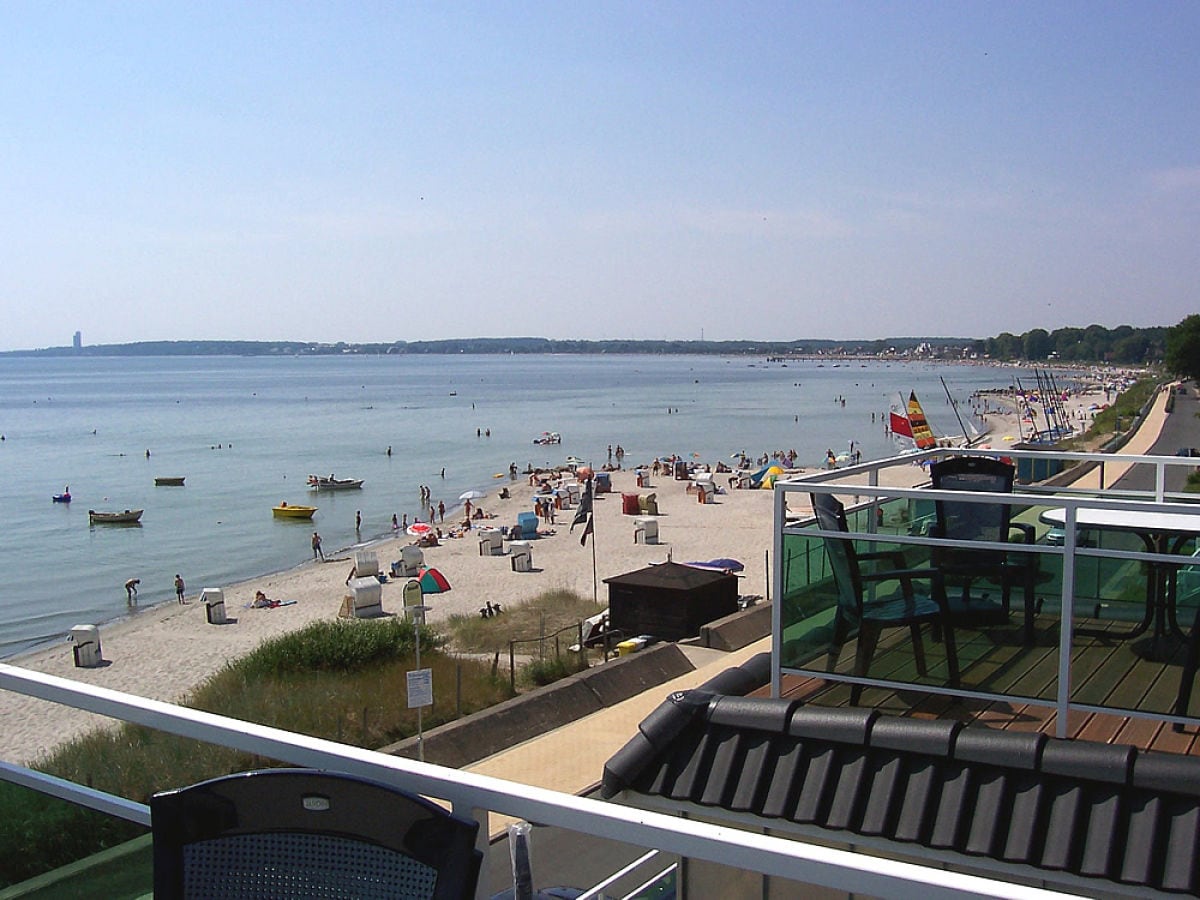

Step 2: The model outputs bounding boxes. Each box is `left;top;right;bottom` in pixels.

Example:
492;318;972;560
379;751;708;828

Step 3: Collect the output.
1056;507;1078;739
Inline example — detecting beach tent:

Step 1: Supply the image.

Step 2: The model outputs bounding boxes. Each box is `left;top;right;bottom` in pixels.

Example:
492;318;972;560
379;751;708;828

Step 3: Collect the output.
759;465;785;489
416;567;451;594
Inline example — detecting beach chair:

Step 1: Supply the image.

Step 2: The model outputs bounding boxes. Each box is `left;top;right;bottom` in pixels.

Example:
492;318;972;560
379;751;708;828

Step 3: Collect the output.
811;492;960;705
478;529;504;556
353;550;379;578
348;577;383;618
510;541;532;572
929;456;1038;643
634;517;659;545
150;768;481;899
394;545;424;578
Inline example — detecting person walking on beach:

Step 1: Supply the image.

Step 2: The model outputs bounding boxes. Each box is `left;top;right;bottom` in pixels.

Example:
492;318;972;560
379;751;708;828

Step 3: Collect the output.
311;531;324;561
437;500;445;522
124;578;140;604
174;574;186;603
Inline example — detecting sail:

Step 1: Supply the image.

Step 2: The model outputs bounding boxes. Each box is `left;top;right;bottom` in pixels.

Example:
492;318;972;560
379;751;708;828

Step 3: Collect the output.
906;392;937;450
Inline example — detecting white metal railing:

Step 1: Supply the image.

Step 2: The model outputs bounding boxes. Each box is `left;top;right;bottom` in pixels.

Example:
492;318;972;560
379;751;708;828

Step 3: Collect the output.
773;447;1200;734
0;663;1076;899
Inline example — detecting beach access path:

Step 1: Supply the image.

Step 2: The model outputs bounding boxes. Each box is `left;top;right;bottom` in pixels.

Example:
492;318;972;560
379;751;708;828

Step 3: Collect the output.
0;387;1133;766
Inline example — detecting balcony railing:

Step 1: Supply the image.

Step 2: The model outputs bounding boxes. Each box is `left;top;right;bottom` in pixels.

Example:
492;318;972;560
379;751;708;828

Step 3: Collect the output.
0;663;1077;898
773;446;1200;738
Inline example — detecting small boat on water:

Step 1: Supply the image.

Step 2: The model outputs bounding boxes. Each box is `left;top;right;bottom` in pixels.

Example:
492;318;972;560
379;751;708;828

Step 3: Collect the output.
533;431;562;445
52;490;71;503
154;476;186;486
273;504;317;519
307;475;363;491
89;509;143;524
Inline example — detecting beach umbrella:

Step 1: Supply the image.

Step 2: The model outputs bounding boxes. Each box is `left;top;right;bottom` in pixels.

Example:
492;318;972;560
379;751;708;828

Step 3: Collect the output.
407;521;433;537
577;465;594;479
416;566;451;594
685;558;745;573
459;489;486;501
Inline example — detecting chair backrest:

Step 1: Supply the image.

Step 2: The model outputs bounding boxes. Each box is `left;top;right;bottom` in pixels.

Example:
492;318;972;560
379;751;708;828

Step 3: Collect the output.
810;493;863;614
930;456;1016;563
151;768;481;900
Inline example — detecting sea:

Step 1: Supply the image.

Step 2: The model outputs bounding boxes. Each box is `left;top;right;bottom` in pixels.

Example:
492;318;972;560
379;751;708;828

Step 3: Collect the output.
0;353;1027;659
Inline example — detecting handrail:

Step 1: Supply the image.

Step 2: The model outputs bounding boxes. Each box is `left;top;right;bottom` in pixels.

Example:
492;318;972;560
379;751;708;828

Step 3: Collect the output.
0;664;1070;898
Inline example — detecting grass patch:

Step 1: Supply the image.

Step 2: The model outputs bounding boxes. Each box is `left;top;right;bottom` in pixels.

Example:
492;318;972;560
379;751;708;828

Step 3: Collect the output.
0;618;511;888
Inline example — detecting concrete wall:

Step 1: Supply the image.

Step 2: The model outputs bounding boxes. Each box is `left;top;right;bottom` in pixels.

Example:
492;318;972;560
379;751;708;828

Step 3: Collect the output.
385;642;695;768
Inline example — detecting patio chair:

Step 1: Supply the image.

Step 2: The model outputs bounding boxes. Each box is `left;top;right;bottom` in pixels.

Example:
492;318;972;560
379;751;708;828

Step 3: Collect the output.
1172;552;1200;732
811;492;960;705
929;456;1039;644
150;768;482;899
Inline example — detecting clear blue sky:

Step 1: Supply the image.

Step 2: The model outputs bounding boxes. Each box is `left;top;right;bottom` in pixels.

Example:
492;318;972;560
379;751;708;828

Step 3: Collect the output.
2;2;1197;350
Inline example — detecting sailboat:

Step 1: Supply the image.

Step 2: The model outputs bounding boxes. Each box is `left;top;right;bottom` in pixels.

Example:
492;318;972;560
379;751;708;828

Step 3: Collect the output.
889;391;939;451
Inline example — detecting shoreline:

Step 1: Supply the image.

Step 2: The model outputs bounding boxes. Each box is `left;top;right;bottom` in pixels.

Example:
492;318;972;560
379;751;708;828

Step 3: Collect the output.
0;381;1150;765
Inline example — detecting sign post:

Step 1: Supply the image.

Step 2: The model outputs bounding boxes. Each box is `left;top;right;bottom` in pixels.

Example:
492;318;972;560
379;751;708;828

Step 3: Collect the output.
407;604;432;761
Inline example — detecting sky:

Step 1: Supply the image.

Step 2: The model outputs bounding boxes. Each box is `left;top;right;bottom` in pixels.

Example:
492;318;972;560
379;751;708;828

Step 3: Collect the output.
2;2;1198;351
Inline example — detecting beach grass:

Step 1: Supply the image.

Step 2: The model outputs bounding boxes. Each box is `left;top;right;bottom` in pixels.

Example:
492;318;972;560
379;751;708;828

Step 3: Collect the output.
0;618;512;888
442;587;605;654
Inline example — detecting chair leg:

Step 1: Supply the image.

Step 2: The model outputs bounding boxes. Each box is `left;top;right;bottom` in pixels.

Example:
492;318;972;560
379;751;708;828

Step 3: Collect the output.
909;624;928;676
827;613;849;673
942;617;960;690
850;622;881;705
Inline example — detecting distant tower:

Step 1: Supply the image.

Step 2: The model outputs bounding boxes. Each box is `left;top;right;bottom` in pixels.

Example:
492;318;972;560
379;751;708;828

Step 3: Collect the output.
73;331;81;350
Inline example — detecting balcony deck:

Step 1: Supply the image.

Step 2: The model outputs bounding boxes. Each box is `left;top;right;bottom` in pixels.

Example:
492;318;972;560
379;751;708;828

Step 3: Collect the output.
771;610;1200;757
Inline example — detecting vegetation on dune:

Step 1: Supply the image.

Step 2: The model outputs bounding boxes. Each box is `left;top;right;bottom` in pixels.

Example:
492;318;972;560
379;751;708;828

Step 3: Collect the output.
0;619;511;888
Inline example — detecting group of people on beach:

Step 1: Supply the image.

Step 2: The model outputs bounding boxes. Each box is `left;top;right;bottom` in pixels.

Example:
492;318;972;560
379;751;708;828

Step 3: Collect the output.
123;573;187;604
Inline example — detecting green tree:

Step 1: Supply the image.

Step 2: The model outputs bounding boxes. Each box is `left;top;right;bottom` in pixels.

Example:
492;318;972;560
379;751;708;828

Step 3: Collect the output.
1166;315;1200;382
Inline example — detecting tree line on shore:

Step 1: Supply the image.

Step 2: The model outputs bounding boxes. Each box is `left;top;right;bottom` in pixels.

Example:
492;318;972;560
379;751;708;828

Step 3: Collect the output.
6;319;1195;373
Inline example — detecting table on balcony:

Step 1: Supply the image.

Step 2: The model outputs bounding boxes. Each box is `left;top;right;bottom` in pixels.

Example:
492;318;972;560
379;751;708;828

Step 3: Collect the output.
1041;506;1200;659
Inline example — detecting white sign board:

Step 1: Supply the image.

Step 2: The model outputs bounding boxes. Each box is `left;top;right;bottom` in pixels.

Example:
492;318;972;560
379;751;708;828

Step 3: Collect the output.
407;668;433;708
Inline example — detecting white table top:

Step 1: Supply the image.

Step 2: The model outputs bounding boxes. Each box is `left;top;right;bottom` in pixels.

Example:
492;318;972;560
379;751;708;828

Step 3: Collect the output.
1041;505;1200;534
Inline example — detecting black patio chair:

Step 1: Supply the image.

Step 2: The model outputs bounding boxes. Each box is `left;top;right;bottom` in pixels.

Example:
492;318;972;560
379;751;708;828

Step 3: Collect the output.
929;456;1039;644
811;492;960;705
151;768;482;899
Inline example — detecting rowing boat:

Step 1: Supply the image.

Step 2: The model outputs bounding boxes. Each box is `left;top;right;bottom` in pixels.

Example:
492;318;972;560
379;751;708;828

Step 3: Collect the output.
273;504;318;519
154;476;186;486
89;509;143;524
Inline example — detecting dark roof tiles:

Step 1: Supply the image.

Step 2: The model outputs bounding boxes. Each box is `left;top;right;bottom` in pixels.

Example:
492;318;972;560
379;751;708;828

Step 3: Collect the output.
602;658;1200;895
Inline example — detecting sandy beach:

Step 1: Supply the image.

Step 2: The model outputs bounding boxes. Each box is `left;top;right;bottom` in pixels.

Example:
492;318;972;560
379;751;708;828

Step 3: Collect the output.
0;378;1148;765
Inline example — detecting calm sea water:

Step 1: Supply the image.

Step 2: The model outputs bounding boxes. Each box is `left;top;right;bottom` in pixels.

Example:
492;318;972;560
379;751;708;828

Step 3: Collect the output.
0;354;1020;657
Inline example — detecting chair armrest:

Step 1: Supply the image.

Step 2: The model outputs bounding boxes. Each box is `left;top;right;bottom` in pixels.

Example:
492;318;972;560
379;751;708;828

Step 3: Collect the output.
858;549;908;569
863;566;949;606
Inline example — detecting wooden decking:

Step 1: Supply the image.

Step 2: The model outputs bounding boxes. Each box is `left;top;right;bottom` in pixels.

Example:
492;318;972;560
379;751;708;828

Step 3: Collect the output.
768;611;1200;757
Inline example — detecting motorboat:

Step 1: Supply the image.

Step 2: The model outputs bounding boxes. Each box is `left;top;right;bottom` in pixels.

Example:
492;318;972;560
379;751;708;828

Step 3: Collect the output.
273;504;317;519
307;475;364;490
88;509;143;524
154;476;186;486
533;432;562;445
52;491;71;503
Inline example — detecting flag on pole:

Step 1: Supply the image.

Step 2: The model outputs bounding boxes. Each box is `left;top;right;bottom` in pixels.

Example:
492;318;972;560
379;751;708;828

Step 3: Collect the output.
579;514;594;546
571;478;593;532
888;410;913;438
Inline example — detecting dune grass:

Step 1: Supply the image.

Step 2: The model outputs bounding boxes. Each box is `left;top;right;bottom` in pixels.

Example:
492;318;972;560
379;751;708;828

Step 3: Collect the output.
442;586;604;654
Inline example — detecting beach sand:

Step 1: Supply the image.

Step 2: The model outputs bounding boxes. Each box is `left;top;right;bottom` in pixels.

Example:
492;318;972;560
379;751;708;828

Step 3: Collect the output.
0;382;1143;766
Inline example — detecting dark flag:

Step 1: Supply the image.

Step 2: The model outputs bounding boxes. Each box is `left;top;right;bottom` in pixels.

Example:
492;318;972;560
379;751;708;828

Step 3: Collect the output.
571;478;593;532
579;513;594;546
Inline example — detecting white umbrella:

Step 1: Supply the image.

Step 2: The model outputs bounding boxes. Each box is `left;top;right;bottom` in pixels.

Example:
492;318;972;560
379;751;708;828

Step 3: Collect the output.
459;489;486;501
